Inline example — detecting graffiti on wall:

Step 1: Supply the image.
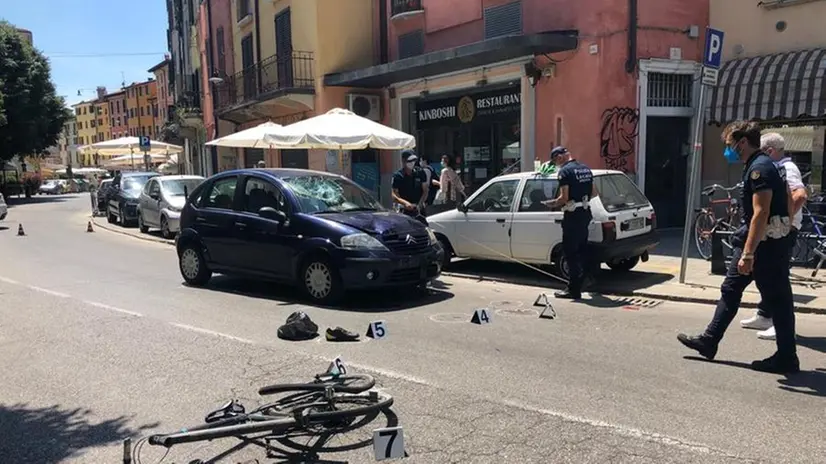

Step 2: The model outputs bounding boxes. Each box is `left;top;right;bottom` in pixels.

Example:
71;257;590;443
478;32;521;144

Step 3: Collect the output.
599;107;639;173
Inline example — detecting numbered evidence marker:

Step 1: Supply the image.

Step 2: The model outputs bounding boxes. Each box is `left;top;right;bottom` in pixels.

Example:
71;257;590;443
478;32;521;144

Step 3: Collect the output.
373;426;406;461
326;357;348;376
470;308;491;325
366;320;387;339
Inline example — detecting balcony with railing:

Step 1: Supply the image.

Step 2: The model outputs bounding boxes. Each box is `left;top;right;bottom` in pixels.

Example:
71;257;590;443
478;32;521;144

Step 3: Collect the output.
391;0;424;19
214;51;314;122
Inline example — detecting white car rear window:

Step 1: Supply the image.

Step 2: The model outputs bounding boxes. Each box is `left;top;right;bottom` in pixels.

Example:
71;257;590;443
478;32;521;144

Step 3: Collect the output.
594;173;649;212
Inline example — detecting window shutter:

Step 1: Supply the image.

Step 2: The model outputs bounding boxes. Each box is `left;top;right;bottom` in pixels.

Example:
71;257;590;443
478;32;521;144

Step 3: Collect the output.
484;1;522;39
398;30;424;59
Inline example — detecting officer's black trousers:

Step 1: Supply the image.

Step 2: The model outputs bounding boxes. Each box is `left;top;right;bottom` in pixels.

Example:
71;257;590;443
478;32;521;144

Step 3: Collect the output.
562;211;591;295
705;236;797;358
756;228;798;318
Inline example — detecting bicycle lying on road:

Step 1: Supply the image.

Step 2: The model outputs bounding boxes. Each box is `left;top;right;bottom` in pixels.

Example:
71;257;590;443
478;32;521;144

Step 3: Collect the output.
128;372;395;463
693;182;744;260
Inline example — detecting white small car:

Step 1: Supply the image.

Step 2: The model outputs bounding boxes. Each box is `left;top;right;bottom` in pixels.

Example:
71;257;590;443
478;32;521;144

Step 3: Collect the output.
137;175;205;239
428;170;659;278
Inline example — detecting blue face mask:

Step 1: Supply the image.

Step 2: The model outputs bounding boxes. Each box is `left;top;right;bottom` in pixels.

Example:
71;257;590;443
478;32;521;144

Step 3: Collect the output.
723;146;740;164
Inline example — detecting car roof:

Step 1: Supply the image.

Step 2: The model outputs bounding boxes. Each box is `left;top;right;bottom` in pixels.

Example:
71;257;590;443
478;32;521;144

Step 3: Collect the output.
122;171;159;177
156;175;204;181
219;168;344;180
494;169;625;181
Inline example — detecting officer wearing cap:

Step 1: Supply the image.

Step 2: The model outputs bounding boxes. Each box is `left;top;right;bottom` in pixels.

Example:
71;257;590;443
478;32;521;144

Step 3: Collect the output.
542;146;599;299
677;120;798;374
392;150;428;224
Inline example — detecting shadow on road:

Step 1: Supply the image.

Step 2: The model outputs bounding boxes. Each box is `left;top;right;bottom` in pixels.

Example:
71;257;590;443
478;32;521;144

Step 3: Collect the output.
444;259;673;294
192;275;454;312
0;402;158;462
797;335;826;355
684;356;826;397
6;195;71;208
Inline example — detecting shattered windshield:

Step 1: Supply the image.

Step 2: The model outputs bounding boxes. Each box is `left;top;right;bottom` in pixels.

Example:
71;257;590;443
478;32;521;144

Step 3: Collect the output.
282;175;383;214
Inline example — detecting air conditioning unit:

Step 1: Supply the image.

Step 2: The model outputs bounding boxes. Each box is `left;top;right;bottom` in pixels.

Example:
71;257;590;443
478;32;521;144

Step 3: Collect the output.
348;94;381;121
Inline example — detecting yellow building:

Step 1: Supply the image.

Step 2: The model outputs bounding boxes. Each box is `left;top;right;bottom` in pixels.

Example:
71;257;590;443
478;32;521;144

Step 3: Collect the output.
704;0;826;190
218;0;375;169
94;98;111;142
73;101;98;166
125;79;159;138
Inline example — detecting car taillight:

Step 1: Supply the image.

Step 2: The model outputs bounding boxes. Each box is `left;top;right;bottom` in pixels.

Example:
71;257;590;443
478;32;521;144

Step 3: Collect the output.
601;222;616;242
646;212;656;229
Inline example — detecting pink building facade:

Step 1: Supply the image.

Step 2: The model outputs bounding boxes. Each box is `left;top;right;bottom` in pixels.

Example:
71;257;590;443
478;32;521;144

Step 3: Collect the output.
325;0;709;227
199;0;238;172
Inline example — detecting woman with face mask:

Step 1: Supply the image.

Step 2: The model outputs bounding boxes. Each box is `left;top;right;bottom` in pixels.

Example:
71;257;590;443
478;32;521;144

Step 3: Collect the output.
435;154;465;209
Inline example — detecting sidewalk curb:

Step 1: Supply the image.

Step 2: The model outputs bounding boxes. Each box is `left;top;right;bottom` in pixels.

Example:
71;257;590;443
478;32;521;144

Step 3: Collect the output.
90;215;175;246
442;271;826;316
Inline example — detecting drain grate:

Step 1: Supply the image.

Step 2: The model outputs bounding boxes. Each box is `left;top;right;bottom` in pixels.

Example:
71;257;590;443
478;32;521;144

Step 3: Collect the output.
608;296;663;308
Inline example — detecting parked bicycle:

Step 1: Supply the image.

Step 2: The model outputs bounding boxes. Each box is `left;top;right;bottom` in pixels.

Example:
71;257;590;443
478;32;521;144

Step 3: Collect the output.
791;203;826;277
129;372;395;463
693;182;744;260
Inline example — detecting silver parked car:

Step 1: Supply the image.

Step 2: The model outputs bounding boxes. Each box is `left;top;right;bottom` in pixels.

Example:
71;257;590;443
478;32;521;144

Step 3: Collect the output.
0;192;7;221
137;175;205;239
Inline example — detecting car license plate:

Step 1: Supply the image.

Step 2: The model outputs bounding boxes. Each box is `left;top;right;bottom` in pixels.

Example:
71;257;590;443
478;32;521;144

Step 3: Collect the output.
627;217;645;230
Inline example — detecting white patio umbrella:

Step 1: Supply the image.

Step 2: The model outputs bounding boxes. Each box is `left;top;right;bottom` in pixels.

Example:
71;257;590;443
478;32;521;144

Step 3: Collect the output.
87;136;183;155
205;121;283;148
263;108;416;150
105;153;168;168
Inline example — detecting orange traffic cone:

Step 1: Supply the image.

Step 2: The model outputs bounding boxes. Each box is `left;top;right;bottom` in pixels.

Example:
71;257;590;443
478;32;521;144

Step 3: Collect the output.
17;224;25;236
87;221;94;233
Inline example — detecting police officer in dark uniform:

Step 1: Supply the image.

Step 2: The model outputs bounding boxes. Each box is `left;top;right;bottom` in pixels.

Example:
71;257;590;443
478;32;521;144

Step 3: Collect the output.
542;146;599;300
391;150;428;225
678;121;799;374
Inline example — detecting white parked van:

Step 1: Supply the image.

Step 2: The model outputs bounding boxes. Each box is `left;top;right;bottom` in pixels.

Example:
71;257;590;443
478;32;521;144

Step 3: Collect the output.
428;170;659;278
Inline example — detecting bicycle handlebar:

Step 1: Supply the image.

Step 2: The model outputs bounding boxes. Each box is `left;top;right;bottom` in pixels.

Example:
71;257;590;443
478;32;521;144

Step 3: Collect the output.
702;183;743;196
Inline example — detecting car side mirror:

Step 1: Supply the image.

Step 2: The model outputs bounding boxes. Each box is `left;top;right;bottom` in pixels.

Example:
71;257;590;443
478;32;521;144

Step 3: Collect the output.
259;206;287;223
457;203;468;213
150;192;160;200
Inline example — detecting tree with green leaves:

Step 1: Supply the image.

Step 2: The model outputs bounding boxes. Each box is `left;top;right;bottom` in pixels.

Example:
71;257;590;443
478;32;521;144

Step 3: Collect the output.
0;21;70;164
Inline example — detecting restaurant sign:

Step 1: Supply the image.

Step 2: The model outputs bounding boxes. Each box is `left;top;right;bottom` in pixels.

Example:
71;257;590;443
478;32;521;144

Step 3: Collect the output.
415;87;521;128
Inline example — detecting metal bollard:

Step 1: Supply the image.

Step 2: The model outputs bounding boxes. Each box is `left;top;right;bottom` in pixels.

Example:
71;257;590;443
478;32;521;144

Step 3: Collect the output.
710;229;732;276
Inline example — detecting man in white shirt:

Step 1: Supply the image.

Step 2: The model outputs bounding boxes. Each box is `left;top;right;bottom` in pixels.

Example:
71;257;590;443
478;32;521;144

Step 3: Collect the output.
740;132;808;340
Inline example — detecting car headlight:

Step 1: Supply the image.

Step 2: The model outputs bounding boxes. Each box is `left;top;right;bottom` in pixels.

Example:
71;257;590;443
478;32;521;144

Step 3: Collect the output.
167;205;181;213
340;233;388;251
426;227;438;245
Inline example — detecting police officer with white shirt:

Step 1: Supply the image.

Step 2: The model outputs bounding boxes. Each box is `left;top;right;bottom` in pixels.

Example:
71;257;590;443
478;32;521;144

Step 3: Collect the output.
541;146;599;299
678;121;799;374
741;132;808;340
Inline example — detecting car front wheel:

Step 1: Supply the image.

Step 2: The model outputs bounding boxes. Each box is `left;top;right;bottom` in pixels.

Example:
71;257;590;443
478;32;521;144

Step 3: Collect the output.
160;216;174;240
179;244;212;286
138;210;149;233
300;256;343;304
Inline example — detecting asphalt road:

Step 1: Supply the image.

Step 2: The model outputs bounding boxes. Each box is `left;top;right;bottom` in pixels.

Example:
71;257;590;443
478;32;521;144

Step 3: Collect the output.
0;194;824;464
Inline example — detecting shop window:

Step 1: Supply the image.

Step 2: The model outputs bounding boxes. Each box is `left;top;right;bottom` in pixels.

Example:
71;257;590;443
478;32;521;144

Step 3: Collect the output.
398;30;424;59
281;149;309;169
245;148;264;168
484;1;522;39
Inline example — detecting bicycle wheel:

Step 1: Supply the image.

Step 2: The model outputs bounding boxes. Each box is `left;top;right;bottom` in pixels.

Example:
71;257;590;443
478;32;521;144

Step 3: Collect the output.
269;393;396;454
694;211;715;260
258;374;375;396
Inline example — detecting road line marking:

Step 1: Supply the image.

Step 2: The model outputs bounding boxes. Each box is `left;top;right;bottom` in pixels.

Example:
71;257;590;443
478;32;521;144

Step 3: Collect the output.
0;276;20;285
27;286;70;298
170;323;255;344
83;301;143;317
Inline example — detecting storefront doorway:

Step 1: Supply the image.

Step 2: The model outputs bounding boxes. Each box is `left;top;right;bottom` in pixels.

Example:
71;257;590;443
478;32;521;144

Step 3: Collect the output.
644;117;691;228
412;85;521;194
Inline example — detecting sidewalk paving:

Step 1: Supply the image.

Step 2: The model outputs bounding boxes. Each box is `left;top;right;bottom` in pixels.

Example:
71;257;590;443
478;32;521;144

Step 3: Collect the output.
92;215;826;314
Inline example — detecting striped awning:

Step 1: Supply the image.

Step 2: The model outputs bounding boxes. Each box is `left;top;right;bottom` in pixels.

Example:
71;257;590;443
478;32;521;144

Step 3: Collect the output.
708;49;826;124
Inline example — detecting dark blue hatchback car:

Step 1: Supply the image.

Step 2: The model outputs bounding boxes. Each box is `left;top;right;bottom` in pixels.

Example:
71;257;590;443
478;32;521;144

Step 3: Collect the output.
176;168;444;303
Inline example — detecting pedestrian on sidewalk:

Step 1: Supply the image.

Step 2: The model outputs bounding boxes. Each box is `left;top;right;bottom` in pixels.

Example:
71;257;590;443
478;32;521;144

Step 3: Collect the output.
89;174;100;216
677;121;799;374
541;146;599;300
741;132;808;341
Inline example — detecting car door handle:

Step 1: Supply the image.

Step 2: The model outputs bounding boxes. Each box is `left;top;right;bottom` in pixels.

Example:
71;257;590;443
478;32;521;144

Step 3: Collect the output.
554;219;563;224
195;217;206;223
234;222;247;229
496;218;506;223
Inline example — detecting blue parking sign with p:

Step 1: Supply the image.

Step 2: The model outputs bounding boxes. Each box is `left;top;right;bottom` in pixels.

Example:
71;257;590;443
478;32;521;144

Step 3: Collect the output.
703;28;724;69
139;135;151;151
